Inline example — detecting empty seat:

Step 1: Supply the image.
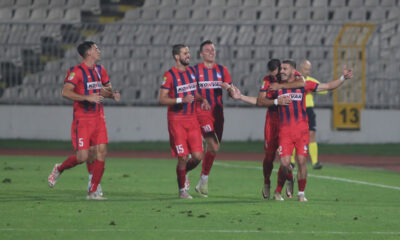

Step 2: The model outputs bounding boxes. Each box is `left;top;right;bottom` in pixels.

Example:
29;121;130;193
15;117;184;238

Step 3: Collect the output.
242;0;259;8
14;0;32;8
240;8;257;20
0;0;14;8
312;0;327;7
124;8;140;20
381;0;397;7
30;8;47;21
0;8;12;21
311;7;327;20
32;0;49;8
347;0;363;7
66;0;82;8
349;8;365;21
13;7;30;20
277;0;292;7
64;8;81;22
225;8;240;20
158;7;174;20
47;8;64;22
293;8;311;21
294;0;311;7
177;0;193;7
141;8;158;20
82;0;101;14
143;0;159;7
259;8;274;21
192;8;207;19
175;8;191;19
210;0;225;7
208;9;224;20
329;0;345;7
364;0;379;7
227;0;242;7
275;8;292;21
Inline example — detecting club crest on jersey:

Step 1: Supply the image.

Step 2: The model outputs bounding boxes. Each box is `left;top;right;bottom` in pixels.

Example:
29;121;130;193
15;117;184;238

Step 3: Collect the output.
280;92;303;101
191;74;196;80
86;81;102;90
176;83;197;93
217;72;222;78
68;72;75;80
198;81;222;89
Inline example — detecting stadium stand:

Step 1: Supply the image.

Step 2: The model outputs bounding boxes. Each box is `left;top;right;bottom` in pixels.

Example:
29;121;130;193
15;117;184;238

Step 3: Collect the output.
0;0;399;108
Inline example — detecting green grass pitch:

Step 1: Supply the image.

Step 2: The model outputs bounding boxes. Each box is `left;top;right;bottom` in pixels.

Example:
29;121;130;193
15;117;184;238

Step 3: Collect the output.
0;155;399;240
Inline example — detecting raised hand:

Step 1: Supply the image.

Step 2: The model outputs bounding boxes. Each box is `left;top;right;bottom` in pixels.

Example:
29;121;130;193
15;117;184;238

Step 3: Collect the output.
343;65;353;80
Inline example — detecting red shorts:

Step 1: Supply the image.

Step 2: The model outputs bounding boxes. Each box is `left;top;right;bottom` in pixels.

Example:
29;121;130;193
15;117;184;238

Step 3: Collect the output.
71;116;109;151
197;109;224;141
264;114;279;153
278;123;309;157
168;118;203;157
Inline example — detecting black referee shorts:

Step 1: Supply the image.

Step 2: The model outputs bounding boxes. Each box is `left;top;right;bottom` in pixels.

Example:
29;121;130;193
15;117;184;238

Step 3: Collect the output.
306;107;316;131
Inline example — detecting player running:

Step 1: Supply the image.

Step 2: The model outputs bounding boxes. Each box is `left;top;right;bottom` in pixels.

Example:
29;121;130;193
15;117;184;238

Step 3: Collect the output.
159;44;210;199
192;40;235;197
48;41;120;200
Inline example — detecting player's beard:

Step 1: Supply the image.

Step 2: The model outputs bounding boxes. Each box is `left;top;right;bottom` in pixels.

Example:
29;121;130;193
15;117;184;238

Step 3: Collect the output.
180;57;190;66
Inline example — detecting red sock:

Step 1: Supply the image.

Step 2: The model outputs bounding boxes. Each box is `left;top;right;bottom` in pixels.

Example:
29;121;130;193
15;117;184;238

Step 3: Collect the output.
275;166;286;193
86;162;94;174
186;158;200;172
263;152;274;184
298;178;307;192
89;160;105;193
201;151;216;176
176;165;186;189
57;155;80;173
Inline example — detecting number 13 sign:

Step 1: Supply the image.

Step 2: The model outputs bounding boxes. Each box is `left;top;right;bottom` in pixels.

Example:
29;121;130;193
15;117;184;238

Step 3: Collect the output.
333;104;362;130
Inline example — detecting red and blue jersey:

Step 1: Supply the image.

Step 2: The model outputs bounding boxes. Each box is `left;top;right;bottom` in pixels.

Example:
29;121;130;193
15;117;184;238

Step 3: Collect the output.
64;62;110;119
194;63;232;113
260;74;280;117
161;66;198;120
272;80;318;127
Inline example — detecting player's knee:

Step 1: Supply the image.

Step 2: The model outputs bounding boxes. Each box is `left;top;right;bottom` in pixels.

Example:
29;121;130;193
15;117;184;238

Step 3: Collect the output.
191;152;203;162
76;152;89;163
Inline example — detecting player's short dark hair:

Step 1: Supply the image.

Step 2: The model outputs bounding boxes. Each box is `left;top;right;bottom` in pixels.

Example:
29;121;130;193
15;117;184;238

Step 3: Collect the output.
77;41;95;58
172;44;187;59
267;59;281;72
199;40;214;52
282;59;297;69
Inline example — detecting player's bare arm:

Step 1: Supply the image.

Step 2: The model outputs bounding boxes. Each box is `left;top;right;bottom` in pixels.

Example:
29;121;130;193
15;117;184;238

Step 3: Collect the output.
256;91;291;107
62;83;103;103
221;82;257;105
158;88;195;105
268;76;305;91
101;83;120;102
316;65;353;92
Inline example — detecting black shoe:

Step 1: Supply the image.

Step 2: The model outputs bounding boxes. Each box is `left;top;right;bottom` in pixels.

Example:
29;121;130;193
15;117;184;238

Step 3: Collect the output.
312;162;323;170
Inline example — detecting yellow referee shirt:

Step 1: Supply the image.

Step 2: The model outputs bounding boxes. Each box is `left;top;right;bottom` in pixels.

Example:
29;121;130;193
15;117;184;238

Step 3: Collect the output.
305;76;327;108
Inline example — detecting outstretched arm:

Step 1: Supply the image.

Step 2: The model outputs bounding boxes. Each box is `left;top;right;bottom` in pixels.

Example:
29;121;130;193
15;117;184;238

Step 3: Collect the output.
316;66;353;92
221;83;257;105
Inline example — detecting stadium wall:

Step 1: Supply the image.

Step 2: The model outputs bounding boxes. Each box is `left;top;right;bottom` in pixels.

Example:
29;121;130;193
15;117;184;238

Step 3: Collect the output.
0;106;399;143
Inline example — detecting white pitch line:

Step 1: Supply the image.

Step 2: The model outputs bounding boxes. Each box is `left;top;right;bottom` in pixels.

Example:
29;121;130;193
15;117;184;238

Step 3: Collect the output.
0;228;398;235
214;162;400;191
